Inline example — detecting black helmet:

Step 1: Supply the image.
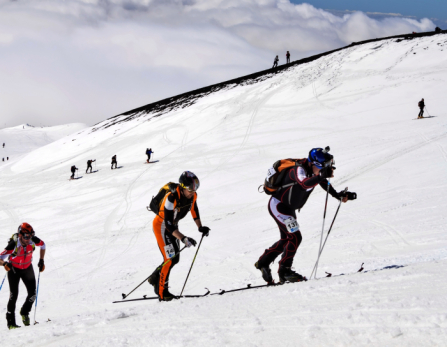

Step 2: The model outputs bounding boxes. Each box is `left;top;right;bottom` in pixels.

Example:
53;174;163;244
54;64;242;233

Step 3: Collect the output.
179;171;200;192
308;146;333;169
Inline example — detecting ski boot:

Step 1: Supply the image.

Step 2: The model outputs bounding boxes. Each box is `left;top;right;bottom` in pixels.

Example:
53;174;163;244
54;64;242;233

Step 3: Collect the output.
159;287;176;302
6;312;21;330
148;270;160;298
20;309;30;326
255;261;274;284
278;266;307;284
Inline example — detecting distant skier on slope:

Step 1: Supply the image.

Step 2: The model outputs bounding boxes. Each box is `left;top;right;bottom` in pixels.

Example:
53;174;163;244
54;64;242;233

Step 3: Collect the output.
272;55;279;68
255;147;356;284
86;159;96;173
286;51;290;64
0;223;46;330
146;148;154;163
111;155;117;169
70;165;78;179
147;171;210;301
418;98;425;119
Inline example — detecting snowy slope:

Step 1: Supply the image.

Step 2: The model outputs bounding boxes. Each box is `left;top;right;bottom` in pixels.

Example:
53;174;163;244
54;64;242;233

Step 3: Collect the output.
1;35;447;346
0;123;87;170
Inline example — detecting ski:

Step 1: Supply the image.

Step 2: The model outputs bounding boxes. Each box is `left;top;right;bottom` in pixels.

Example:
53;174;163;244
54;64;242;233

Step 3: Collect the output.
210;282;283;295
144;160;159;164
113;288;210;303
413;116;435;120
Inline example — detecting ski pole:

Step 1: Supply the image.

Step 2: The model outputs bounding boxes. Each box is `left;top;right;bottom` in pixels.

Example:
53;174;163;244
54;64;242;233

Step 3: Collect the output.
425;106;431;117
33;271;41;325
122;246;186;299
179;234;205;297
312;179;330;280
310;187;347;279
0;273;6;292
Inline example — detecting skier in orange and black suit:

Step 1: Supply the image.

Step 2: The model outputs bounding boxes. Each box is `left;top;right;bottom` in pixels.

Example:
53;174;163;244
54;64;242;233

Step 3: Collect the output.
148;171;210;301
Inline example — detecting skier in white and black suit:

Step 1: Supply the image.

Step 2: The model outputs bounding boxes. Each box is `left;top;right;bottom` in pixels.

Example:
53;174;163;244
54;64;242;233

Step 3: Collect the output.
255;148;356;284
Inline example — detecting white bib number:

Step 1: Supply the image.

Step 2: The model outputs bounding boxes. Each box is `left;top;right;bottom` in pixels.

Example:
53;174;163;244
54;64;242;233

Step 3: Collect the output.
164;244;176;258
266;167;276;180
285;217;299;233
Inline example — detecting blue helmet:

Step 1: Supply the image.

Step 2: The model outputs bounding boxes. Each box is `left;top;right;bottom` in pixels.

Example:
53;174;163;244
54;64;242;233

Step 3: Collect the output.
308;147;333;169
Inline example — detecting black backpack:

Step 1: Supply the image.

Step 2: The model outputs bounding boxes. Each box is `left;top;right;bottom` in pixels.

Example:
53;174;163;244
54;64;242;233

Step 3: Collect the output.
259;158;305;195
148;182;179;215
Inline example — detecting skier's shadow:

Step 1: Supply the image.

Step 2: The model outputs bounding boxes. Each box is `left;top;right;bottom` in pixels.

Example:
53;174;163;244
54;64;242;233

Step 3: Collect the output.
116;166;123;169
71;176;83;180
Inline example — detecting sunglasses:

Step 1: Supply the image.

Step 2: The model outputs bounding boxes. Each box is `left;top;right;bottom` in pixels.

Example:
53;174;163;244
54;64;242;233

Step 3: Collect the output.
180;183;197;192
20;231;33;240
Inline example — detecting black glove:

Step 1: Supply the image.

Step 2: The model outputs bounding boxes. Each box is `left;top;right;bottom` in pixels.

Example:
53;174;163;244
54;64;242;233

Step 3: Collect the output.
3;262;12;272
346;191;357;200
338;191;357;201
38;259;45;272
182;236;197;248
198;226;210;237
319;166;334;179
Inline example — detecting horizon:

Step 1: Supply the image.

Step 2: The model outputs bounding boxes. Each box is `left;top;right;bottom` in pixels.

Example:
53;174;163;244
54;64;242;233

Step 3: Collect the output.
0;0;439;129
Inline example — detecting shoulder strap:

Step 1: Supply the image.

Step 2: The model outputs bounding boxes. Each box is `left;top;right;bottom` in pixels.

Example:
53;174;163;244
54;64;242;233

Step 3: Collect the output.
10;233;19;257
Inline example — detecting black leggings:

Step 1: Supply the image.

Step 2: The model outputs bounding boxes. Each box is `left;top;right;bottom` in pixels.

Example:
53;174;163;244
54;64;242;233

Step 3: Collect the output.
7;265;36;315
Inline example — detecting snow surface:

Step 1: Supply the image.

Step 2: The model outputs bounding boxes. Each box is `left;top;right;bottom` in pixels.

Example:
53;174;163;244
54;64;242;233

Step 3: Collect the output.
1;35;447;346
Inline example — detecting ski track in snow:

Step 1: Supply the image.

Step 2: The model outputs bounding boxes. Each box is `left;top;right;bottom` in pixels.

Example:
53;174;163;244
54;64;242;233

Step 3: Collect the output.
1;36;447;346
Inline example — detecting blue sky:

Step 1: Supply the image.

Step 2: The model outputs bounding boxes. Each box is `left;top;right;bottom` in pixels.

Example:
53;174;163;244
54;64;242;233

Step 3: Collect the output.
291;0;447;26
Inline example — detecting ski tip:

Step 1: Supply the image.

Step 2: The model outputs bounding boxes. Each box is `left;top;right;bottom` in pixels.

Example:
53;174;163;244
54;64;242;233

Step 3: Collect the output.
121;293;126;299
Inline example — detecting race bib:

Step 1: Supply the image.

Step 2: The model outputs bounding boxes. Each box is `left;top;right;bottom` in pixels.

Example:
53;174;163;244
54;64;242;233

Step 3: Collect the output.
164;244;176;258
284;217;299;233
266;167;276;180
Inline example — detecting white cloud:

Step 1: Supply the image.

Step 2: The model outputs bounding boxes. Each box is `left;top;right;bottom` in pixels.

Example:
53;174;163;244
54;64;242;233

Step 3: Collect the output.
0;0;435;127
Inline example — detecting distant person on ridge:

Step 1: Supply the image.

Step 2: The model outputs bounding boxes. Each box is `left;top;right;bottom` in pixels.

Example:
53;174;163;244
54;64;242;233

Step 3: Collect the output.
272;55;279;68
146;148;154;163
2;143;4;148
418;98;425;119
111;155;117;169
255;147;356;284
0;223;46;330
147;171;210;301
286;51;290;64
70;165;78;179
86;159;96;173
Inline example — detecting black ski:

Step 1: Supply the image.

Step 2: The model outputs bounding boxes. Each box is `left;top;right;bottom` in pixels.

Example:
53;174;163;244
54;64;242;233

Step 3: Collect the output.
113;288;210;303
210;283;282;295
